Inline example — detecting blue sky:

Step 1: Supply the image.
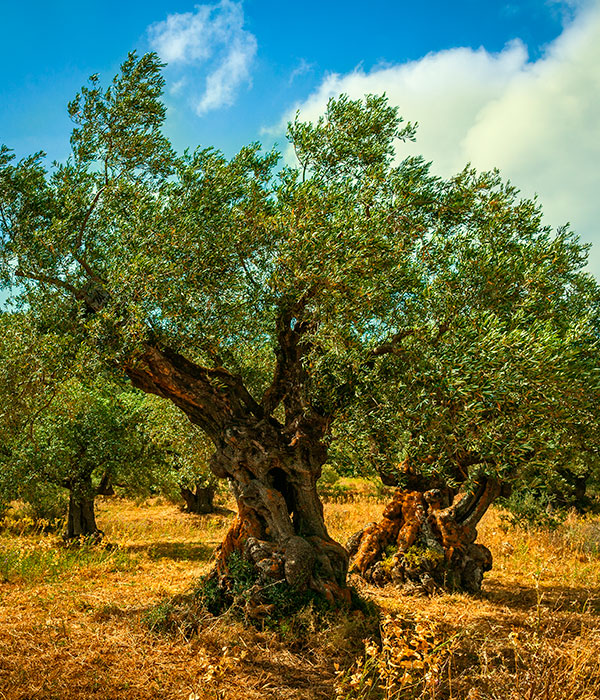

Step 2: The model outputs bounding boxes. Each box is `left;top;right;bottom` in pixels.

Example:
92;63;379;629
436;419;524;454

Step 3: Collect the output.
1;0;599;275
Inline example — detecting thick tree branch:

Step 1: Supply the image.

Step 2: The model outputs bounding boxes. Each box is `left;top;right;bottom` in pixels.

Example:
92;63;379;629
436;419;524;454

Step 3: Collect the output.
448;474;501;527
15;265;110;312
96;470;115;496
72;251;106;287
261;288;318;415
125;344;264;440
14;267;82;299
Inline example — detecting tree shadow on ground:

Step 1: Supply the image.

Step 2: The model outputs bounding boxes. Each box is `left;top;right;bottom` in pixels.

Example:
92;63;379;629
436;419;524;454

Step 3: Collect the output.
236;656;335;699
182;505;236;518
124;540;215;562
483;580;600;615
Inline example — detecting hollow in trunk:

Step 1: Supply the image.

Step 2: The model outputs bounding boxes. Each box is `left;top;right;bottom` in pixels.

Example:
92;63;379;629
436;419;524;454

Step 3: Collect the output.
210;421;351;606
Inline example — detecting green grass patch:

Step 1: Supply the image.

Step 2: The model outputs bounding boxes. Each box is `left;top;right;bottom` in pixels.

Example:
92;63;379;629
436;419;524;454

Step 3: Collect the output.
0;539;137;584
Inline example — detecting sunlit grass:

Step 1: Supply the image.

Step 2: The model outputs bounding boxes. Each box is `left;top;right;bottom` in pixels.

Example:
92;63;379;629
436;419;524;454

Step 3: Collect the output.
0;492;599;699
0;537;137;584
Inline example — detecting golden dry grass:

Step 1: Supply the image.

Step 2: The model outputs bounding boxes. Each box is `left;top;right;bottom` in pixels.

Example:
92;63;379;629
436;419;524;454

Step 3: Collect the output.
0;494;599;700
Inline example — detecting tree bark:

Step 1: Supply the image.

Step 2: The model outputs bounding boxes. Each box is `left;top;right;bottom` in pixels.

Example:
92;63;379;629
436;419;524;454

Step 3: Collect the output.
66;479;101;540
125;343;351;605
96;471;115;497
210;421;350;605
553;468;590;512
347;475;500;593
180;483;215;514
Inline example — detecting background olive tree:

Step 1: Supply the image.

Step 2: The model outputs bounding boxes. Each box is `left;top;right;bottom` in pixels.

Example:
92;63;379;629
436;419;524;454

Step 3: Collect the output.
0;312;217;537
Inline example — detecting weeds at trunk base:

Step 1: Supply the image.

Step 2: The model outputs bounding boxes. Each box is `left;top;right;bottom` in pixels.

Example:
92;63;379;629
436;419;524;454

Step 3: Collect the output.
62;530;105;546
362;542;488;596
143;551;379;643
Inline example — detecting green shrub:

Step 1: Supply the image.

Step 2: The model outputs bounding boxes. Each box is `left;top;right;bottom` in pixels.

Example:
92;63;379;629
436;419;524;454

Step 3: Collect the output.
16;481;69;530
499;489;566;531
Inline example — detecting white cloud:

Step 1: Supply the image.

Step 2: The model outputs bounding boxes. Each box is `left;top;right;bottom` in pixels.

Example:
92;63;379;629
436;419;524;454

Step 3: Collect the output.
279;0;600;276
148;1;256;114
170;77;188;95
288;58;313;85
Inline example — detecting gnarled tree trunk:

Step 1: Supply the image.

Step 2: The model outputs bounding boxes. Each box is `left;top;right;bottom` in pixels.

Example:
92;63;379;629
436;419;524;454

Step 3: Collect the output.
180;483;215;514
210;421;350;604
125;343;351;606
347;474;501;593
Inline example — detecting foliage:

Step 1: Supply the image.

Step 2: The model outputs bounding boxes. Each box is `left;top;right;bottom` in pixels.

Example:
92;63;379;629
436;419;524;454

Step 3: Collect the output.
332;303;599;494
15;482;69;526
0;310;217;524
1;51;599;552
0;311;78;445
316;464;353;501
498;489;567;531
0;310;84;522
143;396;218;504
0;374;173;514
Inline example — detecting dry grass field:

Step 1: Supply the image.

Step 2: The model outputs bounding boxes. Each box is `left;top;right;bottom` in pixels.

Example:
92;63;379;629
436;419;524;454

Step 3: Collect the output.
1;490;599;700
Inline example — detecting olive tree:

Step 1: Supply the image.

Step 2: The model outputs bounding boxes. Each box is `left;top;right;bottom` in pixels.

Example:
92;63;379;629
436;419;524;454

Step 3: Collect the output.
1;53;597;601
145;398;218;514
0;312;189;537
343;306;599;591
9;379;177;538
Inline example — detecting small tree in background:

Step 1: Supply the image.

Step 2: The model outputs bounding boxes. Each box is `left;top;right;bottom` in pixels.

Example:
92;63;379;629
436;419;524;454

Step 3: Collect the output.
1;373;174;539
0;312;192;537
497;458;599;531
145;398;218;514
